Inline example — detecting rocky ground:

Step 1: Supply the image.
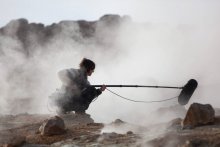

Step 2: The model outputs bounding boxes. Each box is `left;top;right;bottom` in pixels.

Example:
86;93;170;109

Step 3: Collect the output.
0;113;141;147
1;104;220;147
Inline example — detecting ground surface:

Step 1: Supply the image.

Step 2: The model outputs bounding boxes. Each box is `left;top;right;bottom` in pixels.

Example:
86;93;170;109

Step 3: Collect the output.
1;112;220;147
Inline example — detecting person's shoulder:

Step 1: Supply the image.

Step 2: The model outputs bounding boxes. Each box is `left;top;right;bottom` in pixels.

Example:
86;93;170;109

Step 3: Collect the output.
68;68;78;72
67;68;80;75
58;68;76;74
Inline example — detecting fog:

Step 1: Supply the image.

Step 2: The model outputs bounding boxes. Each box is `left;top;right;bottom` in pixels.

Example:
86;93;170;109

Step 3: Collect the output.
90;21;220;124
0;13;220;125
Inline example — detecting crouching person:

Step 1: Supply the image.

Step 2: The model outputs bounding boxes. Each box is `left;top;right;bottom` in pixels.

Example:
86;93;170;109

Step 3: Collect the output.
49;58;106;115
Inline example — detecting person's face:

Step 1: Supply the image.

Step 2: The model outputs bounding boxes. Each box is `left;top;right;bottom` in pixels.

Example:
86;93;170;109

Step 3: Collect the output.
87;69;94;76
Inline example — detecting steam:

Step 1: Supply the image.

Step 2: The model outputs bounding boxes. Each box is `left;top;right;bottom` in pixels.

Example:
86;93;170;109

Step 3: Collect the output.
0;15;220;127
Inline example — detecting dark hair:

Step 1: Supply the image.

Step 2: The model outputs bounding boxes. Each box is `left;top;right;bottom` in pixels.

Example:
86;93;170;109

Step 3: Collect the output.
79;58;95;72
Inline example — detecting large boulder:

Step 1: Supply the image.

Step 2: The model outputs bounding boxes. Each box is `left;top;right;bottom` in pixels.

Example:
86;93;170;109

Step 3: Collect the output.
182;103;215;129
39;116;66;136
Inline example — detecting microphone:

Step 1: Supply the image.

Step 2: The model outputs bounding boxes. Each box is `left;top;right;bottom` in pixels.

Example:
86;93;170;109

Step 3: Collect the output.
178;79;198;105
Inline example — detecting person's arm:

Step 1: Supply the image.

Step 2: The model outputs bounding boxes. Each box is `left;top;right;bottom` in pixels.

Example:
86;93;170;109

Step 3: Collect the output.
95;85;106;96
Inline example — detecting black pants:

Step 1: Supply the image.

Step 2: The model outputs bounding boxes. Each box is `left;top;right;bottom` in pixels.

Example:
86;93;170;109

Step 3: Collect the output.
60;86;98;113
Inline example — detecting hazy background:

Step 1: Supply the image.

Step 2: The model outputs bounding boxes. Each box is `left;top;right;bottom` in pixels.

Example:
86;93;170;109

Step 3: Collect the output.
0;0;220;125
1;0;220;27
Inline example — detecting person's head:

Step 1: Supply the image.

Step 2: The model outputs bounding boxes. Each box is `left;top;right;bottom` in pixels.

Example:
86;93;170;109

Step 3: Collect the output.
79;58;95;76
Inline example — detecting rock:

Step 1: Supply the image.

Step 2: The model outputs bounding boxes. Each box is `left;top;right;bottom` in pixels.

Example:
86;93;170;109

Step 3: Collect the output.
182;139;212;147
39;116;66;136
111;119;125;125
214;116;220;125
126;131;133;135
0;135;25;147
167;118;182;129
102;132;118;139
59;113;94;126
99;14;121;26
182;103;215;129
77;20;96;38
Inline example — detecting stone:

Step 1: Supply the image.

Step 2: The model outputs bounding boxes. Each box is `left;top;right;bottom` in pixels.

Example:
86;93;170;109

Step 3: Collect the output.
127;131;133;135
182;103;215;129
39;116;66;136
1;135;25;147
182;139;211;147
214;116;220;125
111;119;125;125
167;118;182;129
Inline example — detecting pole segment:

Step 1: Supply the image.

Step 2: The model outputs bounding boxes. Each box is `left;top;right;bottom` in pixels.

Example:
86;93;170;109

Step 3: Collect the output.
92;85;183;89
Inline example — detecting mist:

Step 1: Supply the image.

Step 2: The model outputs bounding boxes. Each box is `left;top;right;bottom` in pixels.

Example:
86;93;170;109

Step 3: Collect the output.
0;14;220;125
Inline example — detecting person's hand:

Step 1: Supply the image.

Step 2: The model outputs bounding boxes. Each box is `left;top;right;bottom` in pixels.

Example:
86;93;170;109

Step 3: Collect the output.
100;84;106;92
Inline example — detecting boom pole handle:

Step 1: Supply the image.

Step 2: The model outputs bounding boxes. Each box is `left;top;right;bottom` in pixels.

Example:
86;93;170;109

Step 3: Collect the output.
91;85;183;89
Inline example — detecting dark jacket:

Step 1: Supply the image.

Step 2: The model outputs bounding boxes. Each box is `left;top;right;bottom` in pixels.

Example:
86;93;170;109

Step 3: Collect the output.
50;67;101;112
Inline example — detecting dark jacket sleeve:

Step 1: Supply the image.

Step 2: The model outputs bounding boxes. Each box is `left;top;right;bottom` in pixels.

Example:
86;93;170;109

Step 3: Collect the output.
96;89;102;96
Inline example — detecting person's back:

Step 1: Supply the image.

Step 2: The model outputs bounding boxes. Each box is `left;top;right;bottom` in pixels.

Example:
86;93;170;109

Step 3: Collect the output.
58;68;89;97
49;58;106;115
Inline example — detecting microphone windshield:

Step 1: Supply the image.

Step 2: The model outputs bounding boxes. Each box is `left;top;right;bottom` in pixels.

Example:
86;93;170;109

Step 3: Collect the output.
178;79;198;105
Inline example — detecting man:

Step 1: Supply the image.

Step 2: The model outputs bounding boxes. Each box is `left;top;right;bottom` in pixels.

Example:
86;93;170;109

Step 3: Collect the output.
50;58;106;114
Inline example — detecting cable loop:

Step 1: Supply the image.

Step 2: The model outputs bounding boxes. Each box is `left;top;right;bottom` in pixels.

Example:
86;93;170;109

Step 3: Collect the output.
106;88;178;103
